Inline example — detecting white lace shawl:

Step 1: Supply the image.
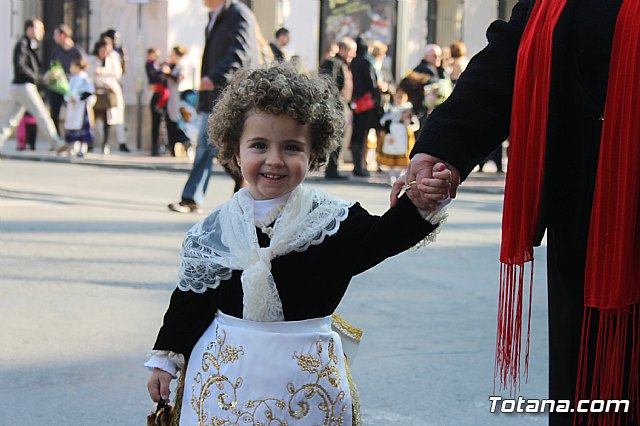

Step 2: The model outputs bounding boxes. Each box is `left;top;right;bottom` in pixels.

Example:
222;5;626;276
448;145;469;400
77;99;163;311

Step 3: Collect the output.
177;185;354;322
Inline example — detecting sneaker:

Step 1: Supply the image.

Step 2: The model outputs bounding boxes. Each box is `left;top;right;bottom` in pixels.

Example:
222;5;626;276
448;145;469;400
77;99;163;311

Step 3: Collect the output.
119;144;131;153
168;201;202;214
103;145;111;155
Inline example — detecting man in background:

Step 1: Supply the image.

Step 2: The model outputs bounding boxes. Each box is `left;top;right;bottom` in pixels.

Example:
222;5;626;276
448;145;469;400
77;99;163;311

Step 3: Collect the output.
0;18;64;151
269;27;289;62
319;37;356;180
168;0;258;214
49;24;84;135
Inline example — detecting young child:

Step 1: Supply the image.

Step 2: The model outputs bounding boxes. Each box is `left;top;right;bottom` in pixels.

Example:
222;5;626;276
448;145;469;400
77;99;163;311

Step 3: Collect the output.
62;58;95;157
376;88;420;176
145;63;451;425
161;46;190;157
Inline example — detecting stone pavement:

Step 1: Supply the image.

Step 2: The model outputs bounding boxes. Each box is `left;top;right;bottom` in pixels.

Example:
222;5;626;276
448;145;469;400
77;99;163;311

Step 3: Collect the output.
0;138;506;194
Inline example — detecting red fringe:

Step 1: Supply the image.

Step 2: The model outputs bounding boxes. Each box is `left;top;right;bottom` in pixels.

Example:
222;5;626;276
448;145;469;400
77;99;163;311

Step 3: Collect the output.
495;262;533;394
575;305;639;426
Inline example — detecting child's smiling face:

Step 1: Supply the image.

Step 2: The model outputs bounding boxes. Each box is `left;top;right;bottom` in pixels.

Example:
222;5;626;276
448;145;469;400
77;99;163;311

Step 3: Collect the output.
236;111;312;200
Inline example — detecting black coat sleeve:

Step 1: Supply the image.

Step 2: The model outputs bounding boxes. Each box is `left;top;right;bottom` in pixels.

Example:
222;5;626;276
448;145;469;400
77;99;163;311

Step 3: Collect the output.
152;287;217;360
340;194;438;276
411;0;532;180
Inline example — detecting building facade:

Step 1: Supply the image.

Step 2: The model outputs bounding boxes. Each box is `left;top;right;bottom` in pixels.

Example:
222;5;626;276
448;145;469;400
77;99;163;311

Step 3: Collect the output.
0;0;518;151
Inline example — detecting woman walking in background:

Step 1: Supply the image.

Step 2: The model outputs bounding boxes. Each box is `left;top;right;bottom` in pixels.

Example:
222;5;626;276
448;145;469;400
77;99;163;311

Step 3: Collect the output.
87;38;131;154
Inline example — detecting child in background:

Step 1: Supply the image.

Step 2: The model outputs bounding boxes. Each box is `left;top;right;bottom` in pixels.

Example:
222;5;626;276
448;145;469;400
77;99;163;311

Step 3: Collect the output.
15;112;37;151
376;88;420;177
145;63;451;425
161;46;189;157
63;58;95;157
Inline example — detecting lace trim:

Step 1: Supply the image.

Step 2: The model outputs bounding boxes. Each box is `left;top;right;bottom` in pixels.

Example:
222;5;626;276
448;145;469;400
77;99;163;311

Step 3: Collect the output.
412;200;450;249
176;186;353;322
146;350;186;369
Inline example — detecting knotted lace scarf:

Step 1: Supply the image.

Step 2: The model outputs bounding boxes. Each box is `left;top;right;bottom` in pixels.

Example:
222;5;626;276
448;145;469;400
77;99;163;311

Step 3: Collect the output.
176;185;353;322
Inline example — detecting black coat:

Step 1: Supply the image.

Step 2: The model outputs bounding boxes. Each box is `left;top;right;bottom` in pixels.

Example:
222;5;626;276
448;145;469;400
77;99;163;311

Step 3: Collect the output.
197;0;258;113
13;36;41;85
411;1;627;422
153;195;436;360
412;0;620;245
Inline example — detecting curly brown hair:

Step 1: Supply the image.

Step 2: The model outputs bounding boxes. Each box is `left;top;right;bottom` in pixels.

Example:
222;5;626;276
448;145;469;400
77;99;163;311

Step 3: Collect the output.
208;63;345;174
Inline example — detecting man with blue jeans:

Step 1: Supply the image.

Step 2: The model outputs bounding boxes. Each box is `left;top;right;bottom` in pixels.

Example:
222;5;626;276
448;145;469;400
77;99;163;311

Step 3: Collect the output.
170;113;216;213
168;0;257;214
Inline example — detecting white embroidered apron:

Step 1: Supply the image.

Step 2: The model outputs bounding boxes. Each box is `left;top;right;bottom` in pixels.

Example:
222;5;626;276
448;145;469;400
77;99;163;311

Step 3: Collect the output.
180;311;353;426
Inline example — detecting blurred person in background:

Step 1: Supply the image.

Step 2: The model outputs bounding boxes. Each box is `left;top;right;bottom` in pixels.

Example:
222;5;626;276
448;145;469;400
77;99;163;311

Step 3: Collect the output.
349;36;377;177
48;24;84;135
87;38;130;154
269;27;289;62
448;40;469;85
167;0;258;214
0;18;64;151
145;47;165;156
319;37;357;180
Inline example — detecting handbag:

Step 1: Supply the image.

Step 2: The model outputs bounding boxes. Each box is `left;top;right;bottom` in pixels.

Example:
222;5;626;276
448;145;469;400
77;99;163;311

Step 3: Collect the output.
146;367;185;426
146;399;174;426
351;92;375;114
94;87;116;111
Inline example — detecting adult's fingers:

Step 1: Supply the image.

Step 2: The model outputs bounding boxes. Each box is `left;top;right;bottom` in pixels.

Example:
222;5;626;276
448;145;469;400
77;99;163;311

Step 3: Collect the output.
406;187;437;211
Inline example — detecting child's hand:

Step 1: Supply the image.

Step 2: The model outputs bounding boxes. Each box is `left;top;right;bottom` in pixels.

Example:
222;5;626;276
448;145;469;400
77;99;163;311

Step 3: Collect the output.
147;368;174;402
407;162;451;211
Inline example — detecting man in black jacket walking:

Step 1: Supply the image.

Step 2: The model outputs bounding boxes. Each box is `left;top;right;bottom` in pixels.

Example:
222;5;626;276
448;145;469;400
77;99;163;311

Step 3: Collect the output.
168;0;258;213
0;18;64;151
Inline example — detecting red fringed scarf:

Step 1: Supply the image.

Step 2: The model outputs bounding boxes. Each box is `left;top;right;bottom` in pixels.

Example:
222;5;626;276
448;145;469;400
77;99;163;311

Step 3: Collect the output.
497;0;640;424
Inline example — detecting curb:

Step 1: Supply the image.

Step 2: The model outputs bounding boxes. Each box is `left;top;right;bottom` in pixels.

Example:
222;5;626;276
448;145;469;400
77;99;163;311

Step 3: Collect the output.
0;151;505;194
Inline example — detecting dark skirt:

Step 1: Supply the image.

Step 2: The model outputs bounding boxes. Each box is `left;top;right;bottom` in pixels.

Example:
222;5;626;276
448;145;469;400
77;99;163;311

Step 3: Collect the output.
65;110;94;143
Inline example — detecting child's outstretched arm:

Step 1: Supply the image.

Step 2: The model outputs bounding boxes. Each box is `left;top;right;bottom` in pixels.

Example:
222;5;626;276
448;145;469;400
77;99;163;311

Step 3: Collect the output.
147;368;174;403
406;162;452;212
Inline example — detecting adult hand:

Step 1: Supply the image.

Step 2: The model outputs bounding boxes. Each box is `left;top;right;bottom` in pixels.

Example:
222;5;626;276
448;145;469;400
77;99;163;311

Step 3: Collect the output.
390;153;461;208
200;76;215;91
147;368;173;403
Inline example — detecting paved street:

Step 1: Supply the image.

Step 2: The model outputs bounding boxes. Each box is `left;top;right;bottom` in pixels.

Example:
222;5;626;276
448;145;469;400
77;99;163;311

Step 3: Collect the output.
0;158;549;425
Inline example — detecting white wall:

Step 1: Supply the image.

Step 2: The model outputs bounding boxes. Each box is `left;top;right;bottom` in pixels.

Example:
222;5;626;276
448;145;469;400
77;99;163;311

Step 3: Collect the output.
462;0;497;58
1;0;19;103
167;0;211;91
403;0;428;78
283;0;320;73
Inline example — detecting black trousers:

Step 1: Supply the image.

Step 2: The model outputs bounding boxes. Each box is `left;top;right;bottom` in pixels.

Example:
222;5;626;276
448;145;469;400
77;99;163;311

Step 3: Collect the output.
350;110;372;173
48;91;64;135
150;93;163;156
543;110;637;425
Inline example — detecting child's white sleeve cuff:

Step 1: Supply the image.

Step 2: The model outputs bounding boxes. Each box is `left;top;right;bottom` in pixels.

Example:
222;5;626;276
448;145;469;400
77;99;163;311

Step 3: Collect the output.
144;350;185;378
418;197;451;225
